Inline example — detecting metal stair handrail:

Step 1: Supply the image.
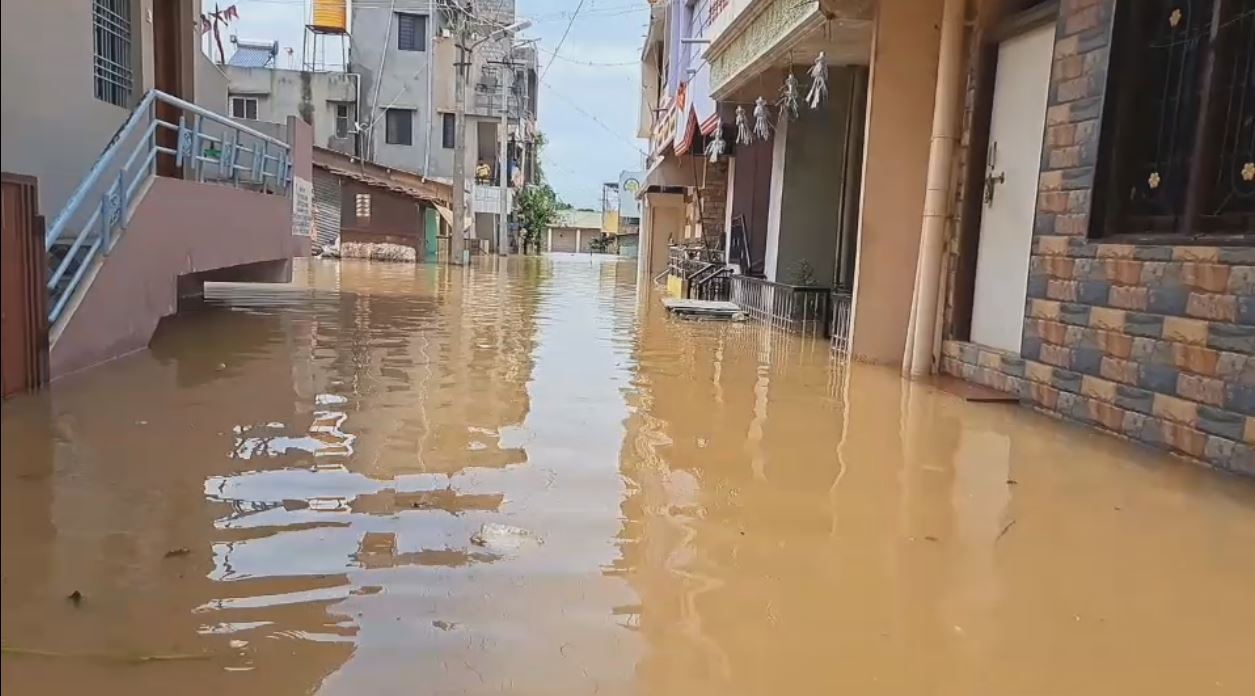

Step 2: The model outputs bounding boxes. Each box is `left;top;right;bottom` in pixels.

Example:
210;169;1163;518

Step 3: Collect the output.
44;90;293;325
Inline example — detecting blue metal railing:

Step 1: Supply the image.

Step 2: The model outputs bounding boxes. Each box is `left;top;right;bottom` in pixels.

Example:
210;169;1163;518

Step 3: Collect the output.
45;90;293;326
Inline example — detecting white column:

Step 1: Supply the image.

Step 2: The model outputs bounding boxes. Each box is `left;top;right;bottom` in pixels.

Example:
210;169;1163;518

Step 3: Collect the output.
547;227;553;252
576;229;583;252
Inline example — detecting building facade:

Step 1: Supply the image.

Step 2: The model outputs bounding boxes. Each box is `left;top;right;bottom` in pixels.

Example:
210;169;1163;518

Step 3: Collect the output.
350;0;538;252
224;63;358;155
0;0;312;381
935;0;1254;473
637;0;1254;474
546;210;605;254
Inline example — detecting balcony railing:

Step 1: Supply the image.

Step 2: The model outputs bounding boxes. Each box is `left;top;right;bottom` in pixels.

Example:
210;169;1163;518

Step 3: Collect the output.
45;90;292;325
729;275;831;335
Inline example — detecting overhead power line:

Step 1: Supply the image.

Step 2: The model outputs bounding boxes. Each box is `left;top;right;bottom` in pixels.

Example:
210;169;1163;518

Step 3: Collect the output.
540;77;646;157
539;0;589;82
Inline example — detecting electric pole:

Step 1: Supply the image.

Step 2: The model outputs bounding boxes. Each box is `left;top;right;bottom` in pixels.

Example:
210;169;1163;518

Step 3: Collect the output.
450;38;468;266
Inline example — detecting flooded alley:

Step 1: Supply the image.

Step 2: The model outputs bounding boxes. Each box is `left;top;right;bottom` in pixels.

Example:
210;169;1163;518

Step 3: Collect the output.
3;256;1255;695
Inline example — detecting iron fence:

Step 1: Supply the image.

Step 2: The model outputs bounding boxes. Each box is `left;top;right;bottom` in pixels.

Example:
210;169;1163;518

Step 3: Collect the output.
830;289;853;355
728;275;831;335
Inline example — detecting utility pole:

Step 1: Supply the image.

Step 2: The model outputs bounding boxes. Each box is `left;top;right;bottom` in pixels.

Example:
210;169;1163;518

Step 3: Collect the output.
450;38;468;266
447;5;530;265
497;63;511;256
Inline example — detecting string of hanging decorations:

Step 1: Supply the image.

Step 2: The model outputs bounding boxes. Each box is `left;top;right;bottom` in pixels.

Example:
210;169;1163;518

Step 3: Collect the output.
718;50;830;148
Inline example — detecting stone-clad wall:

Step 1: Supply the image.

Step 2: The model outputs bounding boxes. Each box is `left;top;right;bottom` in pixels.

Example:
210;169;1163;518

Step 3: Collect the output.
941;0;1255;475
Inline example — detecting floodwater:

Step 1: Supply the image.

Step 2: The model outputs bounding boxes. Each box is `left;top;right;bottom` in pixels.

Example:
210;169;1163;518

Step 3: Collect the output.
3;256;1254;696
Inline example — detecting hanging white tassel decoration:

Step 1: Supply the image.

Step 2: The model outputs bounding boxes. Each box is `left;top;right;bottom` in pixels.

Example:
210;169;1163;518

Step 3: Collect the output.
778;72;801;122
735;105;752;145
753;97;772;141
807;52;828;109
705;120;726;163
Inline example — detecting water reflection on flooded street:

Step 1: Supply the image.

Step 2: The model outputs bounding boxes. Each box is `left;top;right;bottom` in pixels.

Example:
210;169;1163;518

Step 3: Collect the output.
3;256;1254;695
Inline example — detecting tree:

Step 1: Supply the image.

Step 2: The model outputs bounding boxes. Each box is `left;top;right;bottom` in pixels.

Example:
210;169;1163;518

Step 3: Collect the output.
515;184;560;254
514;131;569;253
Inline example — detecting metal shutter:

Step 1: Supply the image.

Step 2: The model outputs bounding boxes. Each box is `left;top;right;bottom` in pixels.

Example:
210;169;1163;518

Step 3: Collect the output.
312;169;341;247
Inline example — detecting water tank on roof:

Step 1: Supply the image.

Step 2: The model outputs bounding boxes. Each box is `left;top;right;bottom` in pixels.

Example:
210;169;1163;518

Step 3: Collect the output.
311;0;347;33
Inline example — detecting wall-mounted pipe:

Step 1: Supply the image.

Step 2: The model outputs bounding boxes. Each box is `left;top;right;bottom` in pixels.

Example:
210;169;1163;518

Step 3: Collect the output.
903;0;965;377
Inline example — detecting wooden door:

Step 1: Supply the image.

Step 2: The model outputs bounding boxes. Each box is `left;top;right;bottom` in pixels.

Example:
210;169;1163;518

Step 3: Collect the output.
152;0;184;177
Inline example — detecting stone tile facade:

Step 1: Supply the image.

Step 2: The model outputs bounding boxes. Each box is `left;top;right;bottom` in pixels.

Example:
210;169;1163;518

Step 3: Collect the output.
940;0;1254;475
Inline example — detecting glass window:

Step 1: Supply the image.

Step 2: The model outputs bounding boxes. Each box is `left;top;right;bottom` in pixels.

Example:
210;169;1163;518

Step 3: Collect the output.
397;13;427;52
385;108;413;146
230;96;258;120
442;113;455;149
1096;0;1255;240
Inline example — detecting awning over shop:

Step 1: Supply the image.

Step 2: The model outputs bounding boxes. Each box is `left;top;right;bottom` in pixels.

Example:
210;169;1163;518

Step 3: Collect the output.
640;152;699;195
431;203;473;235
434;204;453;228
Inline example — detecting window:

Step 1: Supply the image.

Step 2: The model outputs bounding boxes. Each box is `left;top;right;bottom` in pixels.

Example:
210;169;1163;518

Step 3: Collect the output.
92;0;133;106
230;96;259;120
385;108;413;145
441;113;456;149
355;193;372;219
1097;0;1255;240
335;103;352;138
397;13;427;52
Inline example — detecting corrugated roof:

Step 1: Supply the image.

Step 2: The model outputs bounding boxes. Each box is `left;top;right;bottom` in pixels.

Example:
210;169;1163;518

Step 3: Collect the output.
228;40;278;68
553;210;603;230
313;162;440;205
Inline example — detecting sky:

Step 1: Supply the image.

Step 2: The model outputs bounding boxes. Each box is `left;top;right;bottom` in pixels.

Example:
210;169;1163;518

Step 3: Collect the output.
219;0;649;208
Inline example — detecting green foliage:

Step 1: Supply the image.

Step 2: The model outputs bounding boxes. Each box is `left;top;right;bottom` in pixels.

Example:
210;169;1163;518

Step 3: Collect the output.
512;130;571;252
515;184;561;252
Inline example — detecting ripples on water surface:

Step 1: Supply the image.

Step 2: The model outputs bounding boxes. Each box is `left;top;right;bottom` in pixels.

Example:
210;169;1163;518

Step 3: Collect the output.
2;256;1254;695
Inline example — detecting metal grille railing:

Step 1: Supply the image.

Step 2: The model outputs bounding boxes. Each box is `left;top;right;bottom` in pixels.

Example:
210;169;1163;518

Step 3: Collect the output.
729;275;831;336
830;289;853;355
45;90;293;326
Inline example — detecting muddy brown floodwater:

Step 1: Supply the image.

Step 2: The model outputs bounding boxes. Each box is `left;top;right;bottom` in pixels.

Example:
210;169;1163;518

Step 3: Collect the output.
3;256;1255;695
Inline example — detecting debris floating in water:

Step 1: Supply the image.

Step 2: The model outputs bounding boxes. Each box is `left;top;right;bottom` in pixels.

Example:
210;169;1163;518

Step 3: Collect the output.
661;298;747;321
470;523;541;553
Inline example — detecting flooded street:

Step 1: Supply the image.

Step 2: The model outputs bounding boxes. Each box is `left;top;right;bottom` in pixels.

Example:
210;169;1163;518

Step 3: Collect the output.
3;255;1255;695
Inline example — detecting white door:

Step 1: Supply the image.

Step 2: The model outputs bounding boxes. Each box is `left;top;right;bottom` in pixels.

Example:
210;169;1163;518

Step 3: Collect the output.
970;23;1054;353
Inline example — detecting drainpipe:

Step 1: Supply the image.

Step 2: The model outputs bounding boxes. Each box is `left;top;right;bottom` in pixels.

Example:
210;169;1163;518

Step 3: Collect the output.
367;0;398;163
903;0;965;377
423;0;435;177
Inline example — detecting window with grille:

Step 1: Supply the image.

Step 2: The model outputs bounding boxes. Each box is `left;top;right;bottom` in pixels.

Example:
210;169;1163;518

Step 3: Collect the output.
230;96;258;120
1096;0;1255;240
356;193;372;219
386;108;413;145
442;113;456;149
335;103;352;138
92;0;133;107
397;13;427;52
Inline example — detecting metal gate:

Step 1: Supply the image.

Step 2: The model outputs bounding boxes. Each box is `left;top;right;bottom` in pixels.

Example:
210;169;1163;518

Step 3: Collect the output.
1;174;48;397
312;167;341;247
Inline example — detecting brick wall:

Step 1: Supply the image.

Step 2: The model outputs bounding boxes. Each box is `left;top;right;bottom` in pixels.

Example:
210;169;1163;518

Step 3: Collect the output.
698;159;729;241
941;0;1255;475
